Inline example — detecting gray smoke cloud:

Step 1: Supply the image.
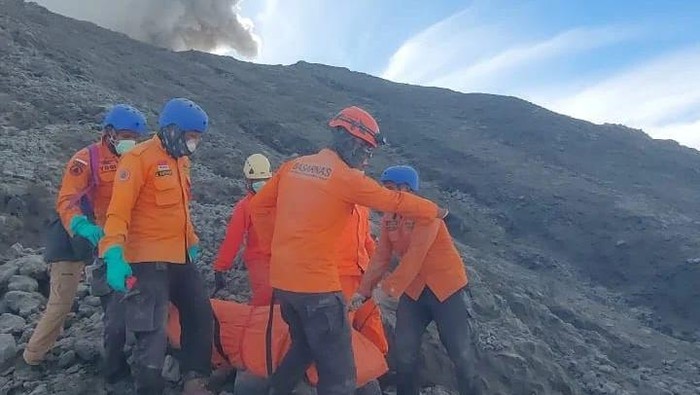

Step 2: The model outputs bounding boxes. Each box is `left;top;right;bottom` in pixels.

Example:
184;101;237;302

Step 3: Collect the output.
34;0;260;58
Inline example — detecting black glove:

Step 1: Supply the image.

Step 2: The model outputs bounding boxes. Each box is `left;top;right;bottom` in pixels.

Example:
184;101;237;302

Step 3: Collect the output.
214;271;226;292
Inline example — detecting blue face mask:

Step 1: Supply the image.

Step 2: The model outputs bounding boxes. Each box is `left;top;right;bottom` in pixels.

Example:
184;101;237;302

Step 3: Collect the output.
251;180;267;193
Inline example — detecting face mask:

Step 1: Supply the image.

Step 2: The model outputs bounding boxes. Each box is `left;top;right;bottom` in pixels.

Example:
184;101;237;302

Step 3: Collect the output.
251;180;267;193
186;139;199;154
115;139;137;155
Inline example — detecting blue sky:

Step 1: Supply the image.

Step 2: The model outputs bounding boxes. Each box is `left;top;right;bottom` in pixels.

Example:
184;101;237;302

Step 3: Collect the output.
230;0;700;148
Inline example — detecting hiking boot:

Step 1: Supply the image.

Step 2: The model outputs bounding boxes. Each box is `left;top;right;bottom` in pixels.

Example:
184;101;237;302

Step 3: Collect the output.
103;358;131;384
208;365;236;392
182;377;213;395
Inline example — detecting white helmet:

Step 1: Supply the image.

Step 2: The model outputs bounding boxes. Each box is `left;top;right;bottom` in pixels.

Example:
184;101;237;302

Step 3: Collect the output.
243;153;272;180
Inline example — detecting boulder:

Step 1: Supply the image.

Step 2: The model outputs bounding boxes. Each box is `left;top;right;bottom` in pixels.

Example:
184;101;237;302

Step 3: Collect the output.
7;274;39;292
16;255;48;281
4;291;45;317
0;313;26;334
0;260;20;290
0;333;18;368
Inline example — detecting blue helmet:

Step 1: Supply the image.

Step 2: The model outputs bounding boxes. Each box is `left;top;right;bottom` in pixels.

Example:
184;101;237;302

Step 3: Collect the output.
380;165;420;191
103;104;148;135
158;98;208;133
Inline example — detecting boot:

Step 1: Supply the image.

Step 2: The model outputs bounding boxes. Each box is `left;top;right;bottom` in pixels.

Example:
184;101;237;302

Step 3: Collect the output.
208;365;236;392
135;366;165;395
103;357;131;384
182;377;213;395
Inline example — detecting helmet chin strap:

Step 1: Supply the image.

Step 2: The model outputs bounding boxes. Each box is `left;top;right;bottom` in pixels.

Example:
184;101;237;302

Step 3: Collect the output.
103;130;120;156
158;127;190;158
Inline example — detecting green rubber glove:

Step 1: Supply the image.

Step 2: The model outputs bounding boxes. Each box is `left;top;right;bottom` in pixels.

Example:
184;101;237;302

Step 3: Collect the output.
103;245;132;293
69;215;105;246
188;245;200;263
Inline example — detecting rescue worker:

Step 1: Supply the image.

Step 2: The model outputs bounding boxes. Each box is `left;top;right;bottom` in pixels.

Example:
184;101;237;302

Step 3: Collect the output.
99;98;214;395
337;205;389;355
23;104;147;373
351;165;479;395
212;153;273;305
250;106;450;395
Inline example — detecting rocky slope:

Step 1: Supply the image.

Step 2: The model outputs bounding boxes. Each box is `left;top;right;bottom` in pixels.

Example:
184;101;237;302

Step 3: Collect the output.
1;0;700;394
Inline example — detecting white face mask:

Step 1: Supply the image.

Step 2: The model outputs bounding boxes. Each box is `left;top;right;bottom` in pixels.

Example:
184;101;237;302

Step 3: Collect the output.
186;139;199;154
251;180;267;193
115;139;137;155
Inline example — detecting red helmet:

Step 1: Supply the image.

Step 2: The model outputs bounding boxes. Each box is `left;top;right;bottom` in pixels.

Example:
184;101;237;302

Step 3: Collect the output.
328;106;385;148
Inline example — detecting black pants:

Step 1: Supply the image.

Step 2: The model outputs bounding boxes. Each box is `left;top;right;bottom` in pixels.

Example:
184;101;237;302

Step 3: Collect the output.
100;291;128;379
395;288;478;395
270;289;356;395
123;262;213;395
91;261;129;381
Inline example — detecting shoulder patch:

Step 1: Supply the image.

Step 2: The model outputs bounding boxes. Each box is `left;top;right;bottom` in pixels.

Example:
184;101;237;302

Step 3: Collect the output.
118;169;130;181
69;160;87;176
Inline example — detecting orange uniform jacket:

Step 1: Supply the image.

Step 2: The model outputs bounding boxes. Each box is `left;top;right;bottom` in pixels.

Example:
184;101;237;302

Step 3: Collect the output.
358;213;468;302
213;193;270;271
336;204;388;354
336;205;376;277
56;141;119;231
99;136;198;264
250;148;440;293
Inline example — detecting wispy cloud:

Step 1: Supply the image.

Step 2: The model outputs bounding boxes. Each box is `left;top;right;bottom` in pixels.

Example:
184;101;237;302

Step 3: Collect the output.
382;3;700;149
427;26;639;93
382;5;516;84
546;46;700;147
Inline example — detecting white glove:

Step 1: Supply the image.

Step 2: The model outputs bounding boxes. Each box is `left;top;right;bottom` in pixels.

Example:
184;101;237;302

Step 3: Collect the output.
349;293;368;311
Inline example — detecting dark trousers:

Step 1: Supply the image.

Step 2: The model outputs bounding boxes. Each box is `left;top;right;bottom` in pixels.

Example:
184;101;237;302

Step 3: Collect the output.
123;262;213;395
100;291;128;380
270;289;356;395
395;287;478;395
91;261;129;381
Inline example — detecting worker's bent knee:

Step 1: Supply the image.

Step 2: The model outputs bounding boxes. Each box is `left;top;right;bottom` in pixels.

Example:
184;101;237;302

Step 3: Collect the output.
124;291;160;333
394;345;420;370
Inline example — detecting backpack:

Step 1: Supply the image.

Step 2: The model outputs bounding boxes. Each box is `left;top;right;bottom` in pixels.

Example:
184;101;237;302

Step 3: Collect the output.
44;143;102;264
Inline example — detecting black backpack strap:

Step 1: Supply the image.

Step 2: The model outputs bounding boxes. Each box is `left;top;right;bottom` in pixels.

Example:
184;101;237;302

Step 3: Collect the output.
265;293;275;376
212;313;232;366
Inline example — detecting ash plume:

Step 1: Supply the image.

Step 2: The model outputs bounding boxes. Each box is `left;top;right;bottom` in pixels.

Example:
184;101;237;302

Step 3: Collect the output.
34;0;260;58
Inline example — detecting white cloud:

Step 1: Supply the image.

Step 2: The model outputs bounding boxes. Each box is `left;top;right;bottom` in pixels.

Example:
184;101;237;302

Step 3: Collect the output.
381;3;638;93
382;4;700;149
382;4;515;84
653;119;700;148
427;26;638;93
245;0;371;66
546;47;700;147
